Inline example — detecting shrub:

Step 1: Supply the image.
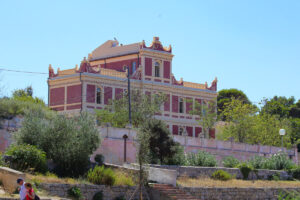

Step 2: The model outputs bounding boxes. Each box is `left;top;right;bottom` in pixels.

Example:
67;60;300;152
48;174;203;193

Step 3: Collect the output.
114;196;126;200
92;191;103;200
68;186;82;200
185;151;217;167
0;152;5;166
211;170;232;181
238;162;252;180
248;156;267;169
114;171;135;186
94;154;105;166
291;166;300;180
5;144;47;172
87;166;116;186
222;156;240;168
263;153;295;170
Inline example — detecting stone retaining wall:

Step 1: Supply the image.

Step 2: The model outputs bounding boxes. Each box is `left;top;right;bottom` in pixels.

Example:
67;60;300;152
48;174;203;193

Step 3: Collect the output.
181;187;300;200
149;165;291;180
39;183;148;200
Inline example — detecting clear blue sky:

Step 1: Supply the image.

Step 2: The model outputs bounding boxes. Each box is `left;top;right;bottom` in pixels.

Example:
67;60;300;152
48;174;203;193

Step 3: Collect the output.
0;0;299;105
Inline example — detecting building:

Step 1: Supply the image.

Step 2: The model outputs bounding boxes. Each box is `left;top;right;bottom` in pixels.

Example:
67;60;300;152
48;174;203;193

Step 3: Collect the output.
48;37;218;138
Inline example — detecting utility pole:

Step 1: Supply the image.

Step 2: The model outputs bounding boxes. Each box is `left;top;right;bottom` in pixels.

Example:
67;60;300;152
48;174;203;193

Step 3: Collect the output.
127;66;132;126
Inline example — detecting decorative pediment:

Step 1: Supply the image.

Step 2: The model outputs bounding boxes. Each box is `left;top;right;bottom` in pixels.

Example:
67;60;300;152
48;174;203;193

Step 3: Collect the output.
141;37;172;53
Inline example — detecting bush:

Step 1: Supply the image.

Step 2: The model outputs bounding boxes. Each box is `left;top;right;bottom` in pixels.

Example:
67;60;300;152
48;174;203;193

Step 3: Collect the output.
94;154;105;166
248;156;267;169
185;151;217;167
268;172;281;181
92;191;103;200
87;166;116;186
114;171;135;186
5;144;47;172
114;196;126;200
0;152;5;166
68;186;82;200
263;153;295;170
211;170;232;181
291;166;300;180
222;156;240;168
238;162;252;180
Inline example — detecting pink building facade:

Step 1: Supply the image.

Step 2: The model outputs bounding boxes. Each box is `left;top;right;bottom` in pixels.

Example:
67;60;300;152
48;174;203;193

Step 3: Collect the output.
48;37;218;137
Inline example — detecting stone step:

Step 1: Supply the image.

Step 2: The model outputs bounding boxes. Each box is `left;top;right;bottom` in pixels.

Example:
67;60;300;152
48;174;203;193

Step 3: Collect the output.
151;184;200;200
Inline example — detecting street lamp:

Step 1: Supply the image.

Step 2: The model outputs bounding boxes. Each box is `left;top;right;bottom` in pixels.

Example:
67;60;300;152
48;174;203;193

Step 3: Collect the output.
279;129;286;151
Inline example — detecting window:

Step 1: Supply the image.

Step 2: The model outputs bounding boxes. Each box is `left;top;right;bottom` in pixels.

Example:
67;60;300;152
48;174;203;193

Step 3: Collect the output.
132;62;136;74
154;62;160;77
123;65;128;72
179;127;184;136
179;98;184;113
96;87;101;104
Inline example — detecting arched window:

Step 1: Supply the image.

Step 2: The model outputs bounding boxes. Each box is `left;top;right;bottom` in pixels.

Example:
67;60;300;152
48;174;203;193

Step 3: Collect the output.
179;98;184;113
154;62;160;77
96;87;102;104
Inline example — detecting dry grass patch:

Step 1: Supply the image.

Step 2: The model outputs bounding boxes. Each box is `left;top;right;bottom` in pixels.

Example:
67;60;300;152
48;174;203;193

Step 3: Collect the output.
27;172;87;185
177;177;300;188
113;168;137;186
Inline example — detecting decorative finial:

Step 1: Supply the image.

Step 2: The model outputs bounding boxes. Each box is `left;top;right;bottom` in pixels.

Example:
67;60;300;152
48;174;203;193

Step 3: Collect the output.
49;64;52;70
205;81;208;88
57;68;60;73
75;64;78;70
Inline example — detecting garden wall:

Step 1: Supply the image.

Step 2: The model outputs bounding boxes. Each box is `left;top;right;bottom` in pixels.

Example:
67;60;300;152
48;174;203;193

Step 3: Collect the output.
92;126;298;165
148;165;291;180
39;183;148;200
181;187;300;200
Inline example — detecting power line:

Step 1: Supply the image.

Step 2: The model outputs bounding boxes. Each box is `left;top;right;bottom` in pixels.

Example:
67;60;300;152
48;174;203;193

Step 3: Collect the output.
0;67;48;75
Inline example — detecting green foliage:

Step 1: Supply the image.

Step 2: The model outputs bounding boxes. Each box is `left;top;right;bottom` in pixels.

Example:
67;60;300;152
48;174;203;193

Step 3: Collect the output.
87;166;116;186
291;166;300;180
211;170;232;181
114;196;126;200
248;156;267;169
16;110;100;177
218;98;294;148
5;144;47;172
190;99;217;138
12;86;45;106
268;172;281;181
94;154;105;166
185;151;217;167
278;190;300;200
164;144;186;165
0;152;4;166
238;162;252;180
217;89;251;119
92;191;103;200
222;156;240;168
141;119;182;164
261;96;296;118
263;153;295;170
95;90;165;128
67;186;82;200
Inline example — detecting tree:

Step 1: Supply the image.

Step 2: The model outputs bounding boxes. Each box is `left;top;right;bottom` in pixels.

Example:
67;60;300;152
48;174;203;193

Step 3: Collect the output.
12;86;45;106
16;109;100;177
218;98;258;143
217;89;251;119
95;90;165;128
141;119;183;164
190;99;217;138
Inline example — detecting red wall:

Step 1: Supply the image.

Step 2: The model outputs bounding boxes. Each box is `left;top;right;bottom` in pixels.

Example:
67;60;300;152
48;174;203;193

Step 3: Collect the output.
173;125;178;135
209;128;216;139
195;127;202;137
163;61;170;79
145;57;152;76
104;86;112;104
50;87;65;106
86;84;95;103
164;94;170;112
172;95;178;113
67;104;81;110
186;126;193;137
67;84;82;104
104;58;140;73
115;88;123;100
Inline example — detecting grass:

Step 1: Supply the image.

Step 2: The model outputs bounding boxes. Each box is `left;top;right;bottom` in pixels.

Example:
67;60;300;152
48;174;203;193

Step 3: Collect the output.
177;177;300;188
114;169;136;186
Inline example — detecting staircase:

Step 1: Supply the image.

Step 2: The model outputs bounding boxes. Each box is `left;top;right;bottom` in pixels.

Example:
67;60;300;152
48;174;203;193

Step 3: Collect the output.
150;184;200;200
